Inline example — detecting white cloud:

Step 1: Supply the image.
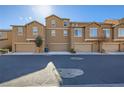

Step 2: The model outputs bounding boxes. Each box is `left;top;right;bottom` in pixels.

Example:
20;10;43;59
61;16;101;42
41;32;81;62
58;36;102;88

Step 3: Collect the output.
19;16;23;20
31;5;54;18
25;17;29;21
28;16;32;20
19;16;32;22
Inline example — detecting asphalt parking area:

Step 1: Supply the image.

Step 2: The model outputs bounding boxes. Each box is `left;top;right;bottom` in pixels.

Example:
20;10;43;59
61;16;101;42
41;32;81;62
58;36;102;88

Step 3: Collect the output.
0;55;124;86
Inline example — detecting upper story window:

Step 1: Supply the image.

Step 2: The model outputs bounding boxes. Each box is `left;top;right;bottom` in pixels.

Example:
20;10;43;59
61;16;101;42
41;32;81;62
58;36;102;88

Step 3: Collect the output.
103;29;110;38
72;24;75;27
90;28;98;37
32;27;38;36
0;32;7;39
75;24;78;27
51;20;56;27
17;27;23;36
118;28;124;37
64;21;68;27
0;32;3;37
51;30;56;36
74;28;82;37
63;30;68;36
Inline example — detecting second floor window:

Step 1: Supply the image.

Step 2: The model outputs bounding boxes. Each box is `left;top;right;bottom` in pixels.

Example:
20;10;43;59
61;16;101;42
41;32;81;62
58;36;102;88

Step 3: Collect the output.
74;28;82;37
0;32;7;39
63;30;68;36
17;27;23;36
103;29;110;38
118;28;124;37
32;27;38;36
51;30;56;36
51;20;56;27
64;21;68;27
0;32;3;37
90;28;98;37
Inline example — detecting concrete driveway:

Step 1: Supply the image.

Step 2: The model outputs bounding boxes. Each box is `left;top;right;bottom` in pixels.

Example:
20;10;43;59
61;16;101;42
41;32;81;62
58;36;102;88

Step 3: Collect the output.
0;55;124;86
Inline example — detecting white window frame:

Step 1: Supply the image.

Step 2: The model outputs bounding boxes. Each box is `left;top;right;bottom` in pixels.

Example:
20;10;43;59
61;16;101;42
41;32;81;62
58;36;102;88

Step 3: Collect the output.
51;20;56;27
51;30;56;36
63;30;68;36
118;28;124;37
72;24;75;27
0;32;3;37
103;29;110;38
64;21;68;27
32;27;38;36
74;28;82;37
90;28;98;37
0;32;7;39
75;24;78;27
17;27;23;36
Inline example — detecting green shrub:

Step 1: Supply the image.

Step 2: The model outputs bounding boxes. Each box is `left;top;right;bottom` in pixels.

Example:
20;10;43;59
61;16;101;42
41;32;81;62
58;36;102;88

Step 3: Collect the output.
0;49;9;54
101;48;105;53
69;48;76;53
3;46;12;52
35;36;43;47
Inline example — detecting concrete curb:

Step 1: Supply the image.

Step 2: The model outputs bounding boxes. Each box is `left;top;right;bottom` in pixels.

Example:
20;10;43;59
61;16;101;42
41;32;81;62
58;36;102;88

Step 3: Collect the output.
62;84;124;87
3;53;124;56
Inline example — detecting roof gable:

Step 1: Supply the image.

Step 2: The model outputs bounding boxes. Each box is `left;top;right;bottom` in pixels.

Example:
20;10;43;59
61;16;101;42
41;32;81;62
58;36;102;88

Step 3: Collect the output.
86;22;101;27
25;21;44;26
112;23;124;27
45;14;61;19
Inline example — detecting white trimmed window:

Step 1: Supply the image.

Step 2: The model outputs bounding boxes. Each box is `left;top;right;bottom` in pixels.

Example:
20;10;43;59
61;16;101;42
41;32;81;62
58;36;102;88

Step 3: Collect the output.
17;27;23;36
63;30;68;36
74;28;82;37
75;24;78;27
51;30;56;36
90;28;98;37
118;28;124;37
32;27;38;36
64;21;68;27
51;20;56;27
0;32;7;39
0;32;3;37
103;29;110;38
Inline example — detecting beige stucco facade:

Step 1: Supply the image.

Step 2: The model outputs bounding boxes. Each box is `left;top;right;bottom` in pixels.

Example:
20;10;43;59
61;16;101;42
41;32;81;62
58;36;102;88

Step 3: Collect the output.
0;30;12;49
45;15;70;51
2;14;124;53
44;15;124;52
11;21;45;52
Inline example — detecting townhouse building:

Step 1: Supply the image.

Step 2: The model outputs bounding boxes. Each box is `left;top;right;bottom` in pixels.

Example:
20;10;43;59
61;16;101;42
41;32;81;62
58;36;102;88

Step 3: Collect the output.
11;21;45;52
2;14;124;53
0;29;12;49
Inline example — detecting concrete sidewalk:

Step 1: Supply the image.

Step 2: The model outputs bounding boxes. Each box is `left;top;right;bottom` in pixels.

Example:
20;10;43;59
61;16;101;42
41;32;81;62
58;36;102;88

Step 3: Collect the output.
4;51;124;56
2;52;102;55
0;62;62;87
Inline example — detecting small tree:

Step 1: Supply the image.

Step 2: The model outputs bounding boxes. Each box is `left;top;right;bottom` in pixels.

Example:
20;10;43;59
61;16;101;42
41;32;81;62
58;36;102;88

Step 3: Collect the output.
35;36;43;52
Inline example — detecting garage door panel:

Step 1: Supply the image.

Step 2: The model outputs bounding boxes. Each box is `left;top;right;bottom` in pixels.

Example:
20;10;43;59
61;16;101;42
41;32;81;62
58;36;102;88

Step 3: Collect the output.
74;44;92;52
102;44;119;52
16;44;35;52
49;44;69;51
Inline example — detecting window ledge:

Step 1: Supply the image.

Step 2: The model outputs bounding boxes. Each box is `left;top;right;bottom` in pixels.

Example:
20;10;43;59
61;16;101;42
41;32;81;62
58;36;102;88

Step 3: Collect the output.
113;39;124;41
85;39;98;41
0;38;8;41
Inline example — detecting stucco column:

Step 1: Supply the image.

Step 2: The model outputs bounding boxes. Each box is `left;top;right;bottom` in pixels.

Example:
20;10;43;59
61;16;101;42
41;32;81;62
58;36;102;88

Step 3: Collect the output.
70;28;74;49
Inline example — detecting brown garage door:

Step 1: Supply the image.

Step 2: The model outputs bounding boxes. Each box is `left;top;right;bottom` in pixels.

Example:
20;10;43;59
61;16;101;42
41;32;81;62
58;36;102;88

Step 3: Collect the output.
49;44;69;51
74;44;92;52
15;43;36;52
102;44;119;52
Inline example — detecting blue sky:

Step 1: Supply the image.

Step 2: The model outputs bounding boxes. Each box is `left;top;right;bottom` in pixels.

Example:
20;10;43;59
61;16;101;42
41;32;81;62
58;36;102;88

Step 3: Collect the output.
1;5;124;29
